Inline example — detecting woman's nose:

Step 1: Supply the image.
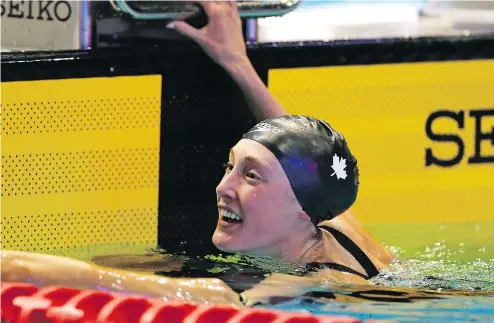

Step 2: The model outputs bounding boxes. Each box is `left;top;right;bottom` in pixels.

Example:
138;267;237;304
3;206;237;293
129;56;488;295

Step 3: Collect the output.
216;173;237;200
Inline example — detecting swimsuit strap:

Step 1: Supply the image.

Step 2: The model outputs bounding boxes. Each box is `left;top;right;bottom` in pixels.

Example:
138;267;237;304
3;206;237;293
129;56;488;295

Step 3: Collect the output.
305;261;370;280
317;225;380;279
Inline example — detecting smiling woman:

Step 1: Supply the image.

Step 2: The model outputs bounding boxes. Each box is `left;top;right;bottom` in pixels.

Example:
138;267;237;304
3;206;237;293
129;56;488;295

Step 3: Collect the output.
214;135;315;258
210;114;390;283
1;1;394;303
213;116;359;261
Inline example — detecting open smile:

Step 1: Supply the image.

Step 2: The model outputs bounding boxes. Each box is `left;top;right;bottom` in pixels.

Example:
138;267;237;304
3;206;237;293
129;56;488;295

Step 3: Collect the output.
218;208;244;229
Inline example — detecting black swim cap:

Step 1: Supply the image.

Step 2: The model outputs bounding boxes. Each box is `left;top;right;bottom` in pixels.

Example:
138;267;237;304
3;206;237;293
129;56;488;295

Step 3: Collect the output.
242;115;359;225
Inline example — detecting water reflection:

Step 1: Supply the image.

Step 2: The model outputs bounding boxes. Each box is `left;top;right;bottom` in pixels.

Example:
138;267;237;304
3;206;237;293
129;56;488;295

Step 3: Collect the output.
91;247;494;299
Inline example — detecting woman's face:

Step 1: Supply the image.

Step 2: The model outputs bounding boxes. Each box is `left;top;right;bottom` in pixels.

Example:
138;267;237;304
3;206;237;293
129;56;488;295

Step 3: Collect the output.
212;139;306;256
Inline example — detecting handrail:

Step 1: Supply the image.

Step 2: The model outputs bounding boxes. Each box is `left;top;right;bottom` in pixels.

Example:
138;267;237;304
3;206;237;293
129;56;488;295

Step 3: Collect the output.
109;0;302;20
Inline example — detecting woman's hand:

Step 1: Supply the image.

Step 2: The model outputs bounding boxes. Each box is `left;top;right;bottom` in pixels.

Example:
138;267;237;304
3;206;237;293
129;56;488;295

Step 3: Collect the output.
168;1;286;120
168;1;248;71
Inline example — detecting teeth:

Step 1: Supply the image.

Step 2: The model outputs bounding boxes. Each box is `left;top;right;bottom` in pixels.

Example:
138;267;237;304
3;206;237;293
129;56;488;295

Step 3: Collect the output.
221;210;244;221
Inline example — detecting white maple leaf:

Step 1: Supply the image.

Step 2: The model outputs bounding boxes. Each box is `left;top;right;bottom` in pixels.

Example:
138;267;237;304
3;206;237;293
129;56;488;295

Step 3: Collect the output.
331;154;347;180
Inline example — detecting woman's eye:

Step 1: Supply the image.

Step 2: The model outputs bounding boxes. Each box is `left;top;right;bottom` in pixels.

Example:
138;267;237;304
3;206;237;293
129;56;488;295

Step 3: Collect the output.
246;171;259;180
223;163;234;172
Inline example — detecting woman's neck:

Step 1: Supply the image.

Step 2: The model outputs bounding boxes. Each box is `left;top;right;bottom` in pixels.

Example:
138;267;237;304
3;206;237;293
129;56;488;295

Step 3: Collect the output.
276;223;323;263
240;222;325;263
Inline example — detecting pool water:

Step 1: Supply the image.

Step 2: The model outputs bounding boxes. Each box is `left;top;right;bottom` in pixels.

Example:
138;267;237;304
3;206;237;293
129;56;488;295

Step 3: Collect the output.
85;246;494;322
265;293;494;322
260;257;494;322
259;222;494;322
54;221;494;322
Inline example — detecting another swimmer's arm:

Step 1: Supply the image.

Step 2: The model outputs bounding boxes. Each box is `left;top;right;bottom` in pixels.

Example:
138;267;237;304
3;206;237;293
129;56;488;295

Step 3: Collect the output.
240;273;328;306
240;271;369;306
1;250;241;305
168;2;286;121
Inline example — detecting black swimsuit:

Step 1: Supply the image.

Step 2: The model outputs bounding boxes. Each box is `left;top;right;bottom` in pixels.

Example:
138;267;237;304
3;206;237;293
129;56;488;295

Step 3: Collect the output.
161;225;380;293
305;225;380;280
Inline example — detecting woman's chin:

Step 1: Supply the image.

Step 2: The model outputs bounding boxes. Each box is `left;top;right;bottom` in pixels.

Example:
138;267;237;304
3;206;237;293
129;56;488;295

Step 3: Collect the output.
212;231;241;252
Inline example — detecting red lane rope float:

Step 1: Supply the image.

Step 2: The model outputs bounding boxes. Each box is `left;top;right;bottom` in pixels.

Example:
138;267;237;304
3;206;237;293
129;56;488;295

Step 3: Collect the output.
12;286;82;323
1;283;38;322
1;282;369;323
139;302;198;323
46;290;118;323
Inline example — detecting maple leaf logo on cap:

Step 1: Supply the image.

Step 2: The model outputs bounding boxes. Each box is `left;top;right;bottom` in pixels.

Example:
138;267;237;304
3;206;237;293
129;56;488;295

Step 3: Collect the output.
331;154;347;180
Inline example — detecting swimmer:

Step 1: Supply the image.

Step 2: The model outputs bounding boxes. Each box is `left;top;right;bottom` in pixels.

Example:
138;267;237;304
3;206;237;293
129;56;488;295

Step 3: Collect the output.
1;2;394;305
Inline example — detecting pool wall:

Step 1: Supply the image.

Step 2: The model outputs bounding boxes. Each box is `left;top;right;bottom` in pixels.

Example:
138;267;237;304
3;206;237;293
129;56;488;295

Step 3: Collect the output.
1;34;494;259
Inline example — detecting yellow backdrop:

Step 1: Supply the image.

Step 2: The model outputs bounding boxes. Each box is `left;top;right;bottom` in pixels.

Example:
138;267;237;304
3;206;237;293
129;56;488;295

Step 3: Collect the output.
268;60;494;257
1;75;162;255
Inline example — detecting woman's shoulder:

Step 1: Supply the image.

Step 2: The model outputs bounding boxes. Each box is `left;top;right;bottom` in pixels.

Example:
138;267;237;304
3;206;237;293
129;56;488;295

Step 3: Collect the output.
319;210;396;271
